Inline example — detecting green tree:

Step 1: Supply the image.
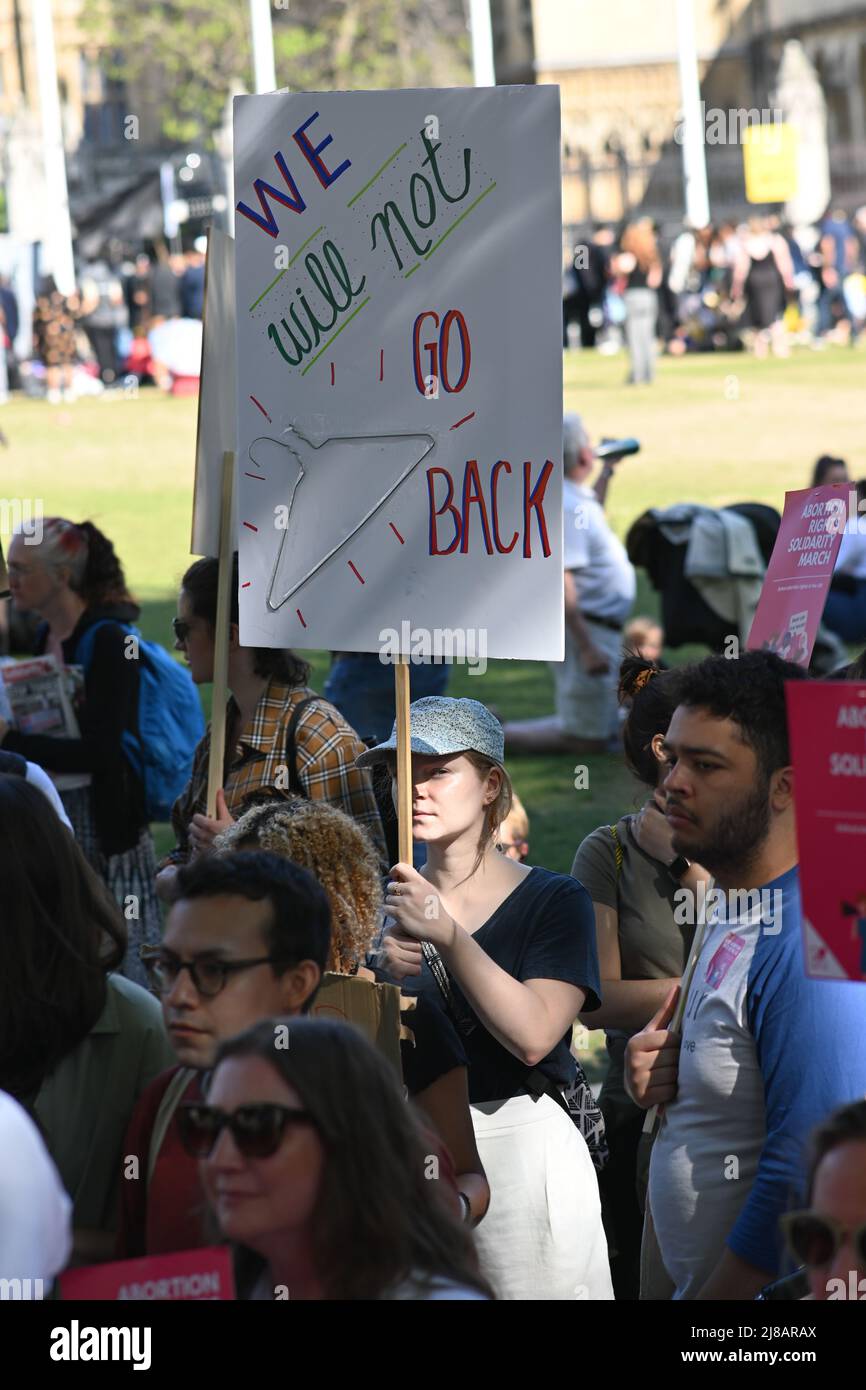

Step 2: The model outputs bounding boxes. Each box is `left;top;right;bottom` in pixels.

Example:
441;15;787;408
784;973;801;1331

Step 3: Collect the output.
81;0;472;148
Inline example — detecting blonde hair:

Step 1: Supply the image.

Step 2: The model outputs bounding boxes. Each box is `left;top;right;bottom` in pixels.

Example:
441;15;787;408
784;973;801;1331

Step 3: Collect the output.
498;790;529;844
214;798;382;975
624;615;663;648
462;750;513;870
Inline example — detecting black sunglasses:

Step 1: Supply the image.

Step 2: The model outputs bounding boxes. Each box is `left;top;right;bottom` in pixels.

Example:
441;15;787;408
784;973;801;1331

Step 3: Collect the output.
781;1210;866;1269
177;1103;315;1159
172;617;191;642
141;950;280;998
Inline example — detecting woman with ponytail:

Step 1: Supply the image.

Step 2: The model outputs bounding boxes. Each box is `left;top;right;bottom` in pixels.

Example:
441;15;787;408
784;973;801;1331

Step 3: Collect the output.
570;652;711;1299
2;519;162;983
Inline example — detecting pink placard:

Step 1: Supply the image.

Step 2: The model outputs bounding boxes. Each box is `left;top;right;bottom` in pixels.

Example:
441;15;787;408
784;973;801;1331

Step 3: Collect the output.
746;483;855;665
59;1246;235;1301
786;680;866;982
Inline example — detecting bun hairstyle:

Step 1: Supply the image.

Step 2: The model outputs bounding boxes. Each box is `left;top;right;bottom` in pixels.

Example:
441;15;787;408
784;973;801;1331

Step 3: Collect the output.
38;518;137;611
618;651;683;789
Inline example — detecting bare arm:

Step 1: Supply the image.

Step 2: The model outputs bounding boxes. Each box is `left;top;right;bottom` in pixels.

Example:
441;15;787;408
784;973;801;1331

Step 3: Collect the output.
696;1247;774;1301
730;246;751;301
592;464;615;507
384;864;586;1067
440;925;585;1067
412;1067;490;1227
578;901;679;1033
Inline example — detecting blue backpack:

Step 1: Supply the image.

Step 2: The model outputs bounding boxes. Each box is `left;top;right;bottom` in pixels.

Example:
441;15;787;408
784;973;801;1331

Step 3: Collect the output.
76;620;205;822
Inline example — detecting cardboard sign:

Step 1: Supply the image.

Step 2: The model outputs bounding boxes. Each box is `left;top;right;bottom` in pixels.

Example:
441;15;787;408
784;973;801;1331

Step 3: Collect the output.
232;86;563;660
786;681;866;982
192;229;237;557
59;1246;235;1301
743;122;798;204
746;484;854;665
311;973;404;1078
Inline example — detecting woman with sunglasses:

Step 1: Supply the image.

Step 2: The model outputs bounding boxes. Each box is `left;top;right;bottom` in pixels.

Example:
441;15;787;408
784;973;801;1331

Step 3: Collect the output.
179;1017;494;1300
781;1100;866;1301
215;796;491;1227
1;519;166;982
363;696;612;1301
155;552;386;901
570;654;711;1299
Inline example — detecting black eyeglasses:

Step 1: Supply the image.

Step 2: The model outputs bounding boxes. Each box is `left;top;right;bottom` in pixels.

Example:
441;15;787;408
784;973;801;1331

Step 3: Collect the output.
172;617;191;643
781;1210;866;1269
141;950;280;998
177;1103;315;1159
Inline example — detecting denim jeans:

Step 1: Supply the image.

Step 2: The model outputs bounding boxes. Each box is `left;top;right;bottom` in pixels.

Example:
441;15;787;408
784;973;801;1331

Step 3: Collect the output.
624;288;658;384
323;653;450;744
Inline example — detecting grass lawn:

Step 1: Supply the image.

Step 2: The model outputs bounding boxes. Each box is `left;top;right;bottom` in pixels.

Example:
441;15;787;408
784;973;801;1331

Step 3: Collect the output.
4;345;861;1080
4;344;861;868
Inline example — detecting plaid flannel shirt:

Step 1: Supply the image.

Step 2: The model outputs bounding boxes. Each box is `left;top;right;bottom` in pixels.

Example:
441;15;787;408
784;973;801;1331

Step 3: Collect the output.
163;680;386;868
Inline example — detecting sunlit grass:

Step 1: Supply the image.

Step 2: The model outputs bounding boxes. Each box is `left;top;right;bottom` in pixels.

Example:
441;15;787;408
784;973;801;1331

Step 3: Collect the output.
2;342;861;886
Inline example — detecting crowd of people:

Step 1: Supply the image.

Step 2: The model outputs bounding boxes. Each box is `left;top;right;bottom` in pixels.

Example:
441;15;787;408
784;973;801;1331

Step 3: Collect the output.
1;438;865;1302
0;243;207;404
564;205;866;381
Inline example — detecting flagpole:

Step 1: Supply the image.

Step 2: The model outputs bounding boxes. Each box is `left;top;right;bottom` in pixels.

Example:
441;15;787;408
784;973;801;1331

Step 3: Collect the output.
249;0;277;94
468;0;495;88
30;0;76;293
675;0;710;227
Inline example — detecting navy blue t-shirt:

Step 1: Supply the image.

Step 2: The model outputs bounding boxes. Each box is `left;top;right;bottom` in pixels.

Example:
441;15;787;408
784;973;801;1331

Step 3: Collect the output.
377;866;600;1105
400;993;468;1097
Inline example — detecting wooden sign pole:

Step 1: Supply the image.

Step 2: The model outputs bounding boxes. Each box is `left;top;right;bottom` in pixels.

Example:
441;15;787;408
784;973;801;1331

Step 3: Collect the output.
206;450;235;818
395;657;412;865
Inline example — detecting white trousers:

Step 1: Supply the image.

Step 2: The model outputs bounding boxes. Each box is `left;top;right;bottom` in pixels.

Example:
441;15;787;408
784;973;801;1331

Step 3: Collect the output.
471;1092;614;1301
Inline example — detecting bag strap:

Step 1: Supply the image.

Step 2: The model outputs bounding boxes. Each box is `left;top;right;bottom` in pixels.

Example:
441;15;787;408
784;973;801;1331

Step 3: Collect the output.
73;617;134;670
147;1067;198;1188
421;941;476;1037
608;823;623;879
283;695;320;796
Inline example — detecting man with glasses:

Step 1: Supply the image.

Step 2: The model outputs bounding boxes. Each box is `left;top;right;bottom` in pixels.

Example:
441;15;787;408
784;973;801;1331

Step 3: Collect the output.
115;850;330;1258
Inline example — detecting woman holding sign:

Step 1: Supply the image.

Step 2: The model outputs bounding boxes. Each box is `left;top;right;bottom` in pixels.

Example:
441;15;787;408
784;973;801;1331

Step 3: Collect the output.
364;697;613;1301
155;552;386;899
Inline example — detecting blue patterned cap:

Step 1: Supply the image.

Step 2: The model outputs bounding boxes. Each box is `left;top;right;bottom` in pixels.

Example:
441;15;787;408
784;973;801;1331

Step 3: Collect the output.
356;696;505;768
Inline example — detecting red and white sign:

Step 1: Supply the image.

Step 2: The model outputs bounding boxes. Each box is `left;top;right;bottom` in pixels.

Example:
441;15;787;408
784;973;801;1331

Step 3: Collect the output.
746;483;854;665
232;87;564;661
59;1246;235;1301
786;680;866;982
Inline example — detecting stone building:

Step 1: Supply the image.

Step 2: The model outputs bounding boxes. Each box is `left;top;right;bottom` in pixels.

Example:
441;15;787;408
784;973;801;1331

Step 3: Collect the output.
530;0;866;231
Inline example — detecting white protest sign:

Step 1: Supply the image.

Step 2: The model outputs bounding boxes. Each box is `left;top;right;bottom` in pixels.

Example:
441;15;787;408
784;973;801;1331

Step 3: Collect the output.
192;228;237;556
233;86;563;659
